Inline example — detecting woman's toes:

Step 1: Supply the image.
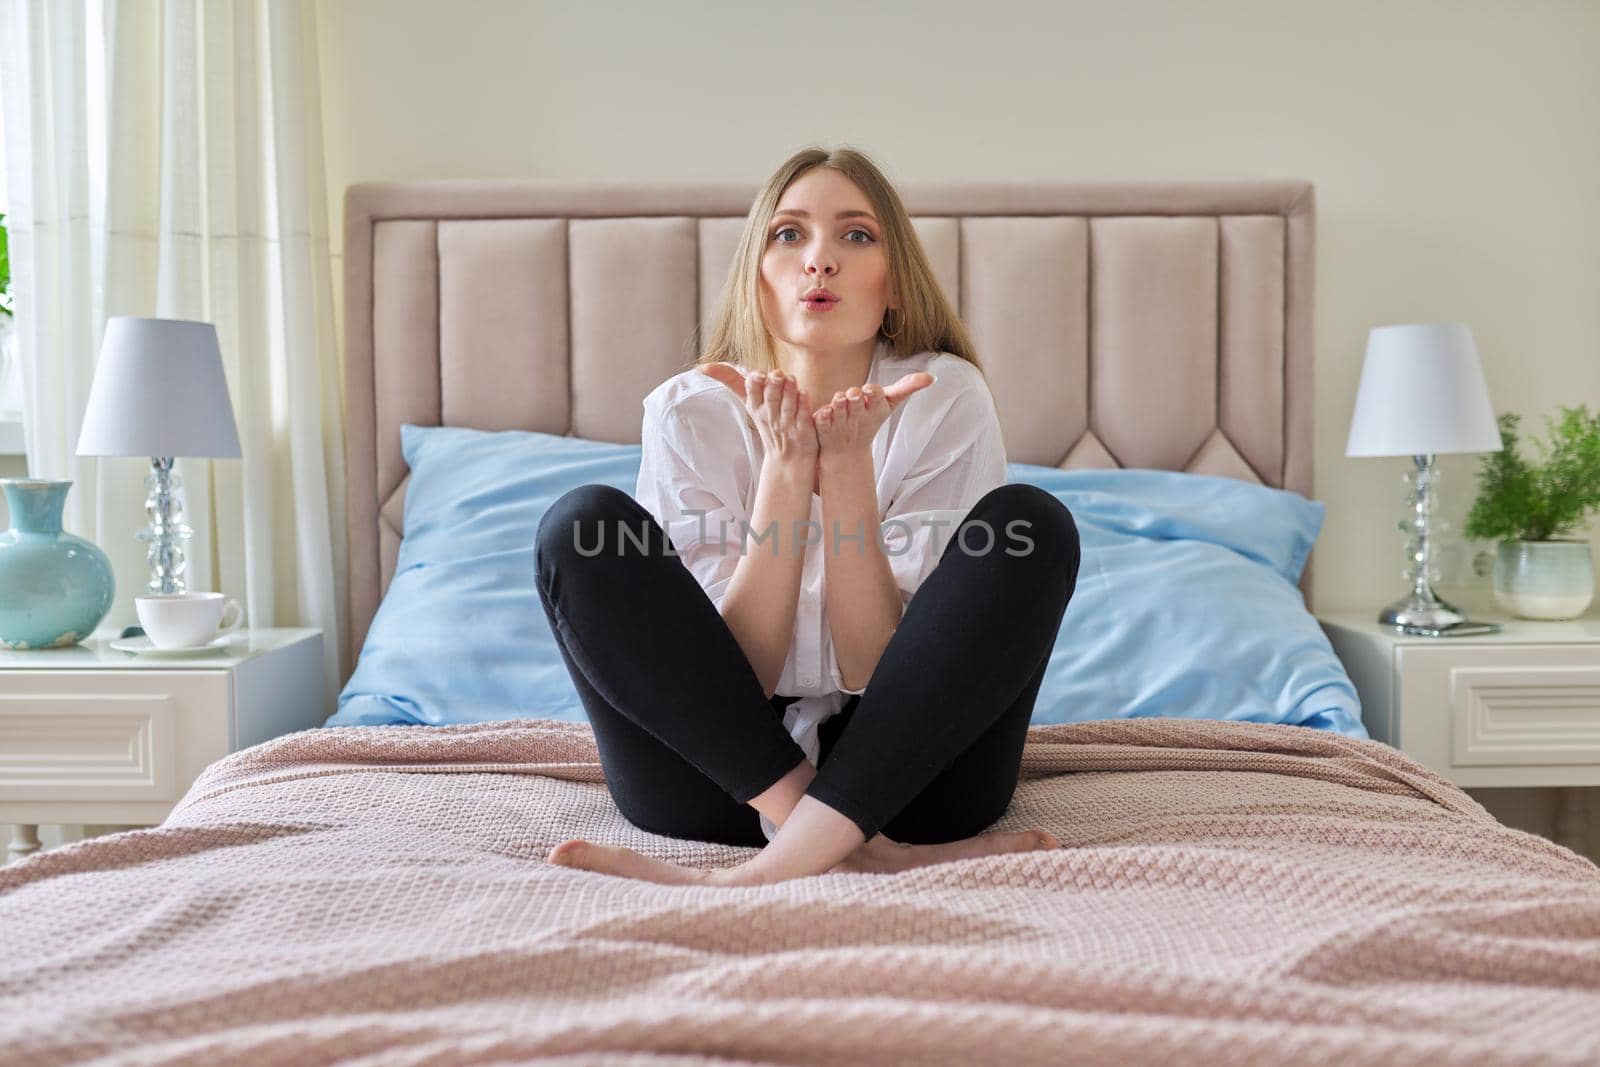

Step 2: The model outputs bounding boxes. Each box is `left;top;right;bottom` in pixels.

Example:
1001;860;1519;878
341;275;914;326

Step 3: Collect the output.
963;829;1055;859
547;839;590;868
547;839;716;886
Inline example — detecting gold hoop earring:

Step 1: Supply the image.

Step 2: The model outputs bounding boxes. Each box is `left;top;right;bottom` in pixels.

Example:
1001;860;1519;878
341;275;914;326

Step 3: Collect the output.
882;308;904;340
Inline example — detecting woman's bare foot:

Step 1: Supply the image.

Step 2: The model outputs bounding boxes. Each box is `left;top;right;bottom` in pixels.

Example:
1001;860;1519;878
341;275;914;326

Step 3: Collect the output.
829;828;1060;875
545;828;1061;886
546;838;714;886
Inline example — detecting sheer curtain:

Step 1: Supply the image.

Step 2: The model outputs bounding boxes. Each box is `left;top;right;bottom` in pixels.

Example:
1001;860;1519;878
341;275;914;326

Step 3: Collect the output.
0;0;346;707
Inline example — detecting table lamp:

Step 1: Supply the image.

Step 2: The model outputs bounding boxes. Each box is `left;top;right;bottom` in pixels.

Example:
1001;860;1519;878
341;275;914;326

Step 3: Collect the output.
75;317;242;595
1345;322;1502;631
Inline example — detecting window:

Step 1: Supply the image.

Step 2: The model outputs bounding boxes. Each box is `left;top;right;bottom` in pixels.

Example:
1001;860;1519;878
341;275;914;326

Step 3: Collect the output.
0;81;22;451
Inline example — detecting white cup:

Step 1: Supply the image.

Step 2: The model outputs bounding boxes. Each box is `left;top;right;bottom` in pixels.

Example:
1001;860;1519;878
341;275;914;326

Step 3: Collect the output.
134;592;244;650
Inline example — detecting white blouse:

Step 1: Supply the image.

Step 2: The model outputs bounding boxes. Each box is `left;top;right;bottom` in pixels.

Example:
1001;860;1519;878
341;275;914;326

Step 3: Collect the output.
635;339;1008;841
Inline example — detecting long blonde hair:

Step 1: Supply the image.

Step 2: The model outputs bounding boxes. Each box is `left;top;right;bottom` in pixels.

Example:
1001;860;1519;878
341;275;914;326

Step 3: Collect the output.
697;146;983;377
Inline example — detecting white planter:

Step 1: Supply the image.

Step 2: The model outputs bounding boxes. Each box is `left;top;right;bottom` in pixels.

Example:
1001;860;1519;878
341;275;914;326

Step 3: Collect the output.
1493;540;1596;620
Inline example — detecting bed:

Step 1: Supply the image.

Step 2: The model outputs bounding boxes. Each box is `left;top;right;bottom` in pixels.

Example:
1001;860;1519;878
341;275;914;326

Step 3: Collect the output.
3;178;1598;1065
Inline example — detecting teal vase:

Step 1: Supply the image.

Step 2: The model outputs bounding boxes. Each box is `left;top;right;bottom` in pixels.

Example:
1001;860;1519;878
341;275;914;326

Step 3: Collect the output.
0;479;116;649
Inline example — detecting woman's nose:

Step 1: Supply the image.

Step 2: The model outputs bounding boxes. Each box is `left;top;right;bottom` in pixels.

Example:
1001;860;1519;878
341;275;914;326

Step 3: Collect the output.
806;239;835;277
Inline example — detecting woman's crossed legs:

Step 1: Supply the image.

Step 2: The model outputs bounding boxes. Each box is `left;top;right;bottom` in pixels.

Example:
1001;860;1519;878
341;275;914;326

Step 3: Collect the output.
533;483;1080;885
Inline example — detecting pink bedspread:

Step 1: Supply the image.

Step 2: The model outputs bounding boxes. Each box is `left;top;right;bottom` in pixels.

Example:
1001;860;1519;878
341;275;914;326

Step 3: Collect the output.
2;718;1598;1066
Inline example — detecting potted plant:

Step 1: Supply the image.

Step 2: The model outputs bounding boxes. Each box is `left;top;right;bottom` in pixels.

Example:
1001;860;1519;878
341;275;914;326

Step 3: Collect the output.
0;212;16;418
0;211;11;318
1464;405;1600;619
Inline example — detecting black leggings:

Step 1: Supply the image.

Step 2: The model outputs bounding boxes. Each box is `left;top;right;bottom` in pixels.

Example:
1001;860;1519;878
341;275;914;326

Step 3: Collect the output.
534;482;1080;847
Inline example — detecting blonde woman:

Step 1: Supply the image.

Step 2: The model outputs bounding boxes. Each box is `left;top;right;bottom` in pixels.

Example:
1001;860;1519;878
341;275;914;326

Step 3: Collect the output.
535;147;1080;886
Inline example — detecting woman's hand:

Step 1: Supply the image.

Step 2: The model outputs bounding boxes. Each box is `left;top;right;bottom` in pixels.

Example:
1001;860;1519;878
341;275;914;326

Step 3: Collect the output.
699;363;819;482
813;372;935;462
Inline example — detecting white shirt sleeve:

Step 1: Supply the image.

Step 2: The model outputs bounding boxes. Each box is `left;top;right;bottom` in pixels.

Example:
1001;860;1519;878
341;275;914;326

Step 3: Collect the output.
635;387;753;615
823;360;1009;696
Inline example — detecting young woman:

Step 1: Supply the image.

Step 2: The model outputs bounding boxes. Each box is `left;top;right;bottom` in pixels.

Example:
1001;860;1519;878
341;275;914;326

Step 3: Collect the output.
535;147;1080;887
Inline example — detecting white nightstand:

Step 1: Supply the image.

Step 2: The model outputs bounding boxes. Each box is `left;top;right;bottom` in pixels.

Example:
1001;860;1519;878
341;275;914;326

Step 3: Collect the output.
1317;607;1600;854
1;627;325;864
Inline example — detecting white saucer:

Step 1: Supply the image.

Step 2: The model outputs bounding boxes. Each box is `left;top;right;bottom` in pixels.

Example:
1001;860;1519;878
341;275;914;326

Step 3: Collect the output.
109;634;233;656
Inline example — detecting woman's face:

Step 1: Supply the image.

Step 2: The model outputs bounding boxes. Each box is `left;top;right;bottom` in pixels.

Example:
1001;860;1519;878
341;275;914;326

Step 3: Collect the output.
758;167;895;359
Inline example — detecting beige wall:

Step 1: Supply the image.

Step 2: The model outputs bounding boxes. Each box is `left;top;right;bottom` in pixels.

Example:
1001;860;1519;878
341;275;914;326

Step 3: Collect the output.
317;0;1600;620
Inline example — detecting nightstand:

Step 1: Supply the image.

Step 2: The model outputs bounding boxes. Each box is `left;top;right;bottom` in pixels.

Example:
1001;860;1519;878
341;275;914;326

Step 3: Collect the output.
1317;607;1600;854
1;627;325;864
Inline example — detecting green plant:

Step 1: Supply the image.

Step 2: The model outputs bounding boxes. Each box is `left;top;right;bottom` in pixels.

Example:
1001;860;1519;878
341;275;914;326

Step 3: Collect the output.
0;211;10;317
1463;406;1600;543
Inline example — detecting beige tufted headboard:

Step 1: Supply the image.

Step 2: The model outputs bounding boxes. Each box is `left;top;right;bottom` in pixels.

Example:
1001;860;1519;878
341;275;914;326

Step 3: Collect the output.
342;179;1316;677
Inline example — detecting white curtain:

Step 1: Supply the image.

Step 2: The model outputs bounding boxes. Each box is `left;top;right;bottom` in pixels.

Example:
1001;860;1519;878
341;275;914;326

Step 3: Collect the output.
0;0;347;709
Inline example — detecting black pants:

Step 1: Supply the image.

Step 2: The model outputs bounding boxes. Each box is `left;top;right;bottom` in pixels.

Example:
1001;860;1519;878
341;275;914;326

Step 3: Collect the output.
534;482;1080;847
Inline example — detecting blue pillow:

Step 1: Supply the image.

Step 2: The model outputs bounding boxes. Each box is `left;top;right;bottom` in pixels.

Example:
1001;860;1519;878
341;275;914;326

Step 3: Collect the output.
330;425;640;726
331;425;1364;740
1005;463;1365;738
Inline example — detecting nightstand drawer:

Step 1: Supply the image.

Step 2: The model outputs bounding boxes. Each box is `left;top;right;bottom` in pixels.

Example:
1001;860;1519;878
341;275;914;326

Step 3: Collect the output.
0;671;232;804
1397;645;1600;768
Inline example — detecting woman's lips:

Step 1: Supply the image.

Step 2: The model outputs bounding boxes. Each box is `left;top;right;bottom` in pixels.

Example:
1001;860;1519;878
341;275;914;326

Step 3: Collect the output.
802;297;838;312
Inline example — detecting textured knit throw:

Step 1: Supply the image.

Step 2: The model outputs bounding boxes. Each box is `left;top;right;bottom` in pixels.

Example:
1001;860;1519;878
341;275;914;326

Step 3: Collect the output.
2;718;1598;1066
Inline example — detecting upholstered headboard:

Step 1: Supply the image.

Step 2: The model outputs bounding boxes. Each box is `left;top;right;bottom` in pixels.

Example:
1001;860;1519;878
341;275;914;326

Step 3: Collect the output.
342;179;1316;675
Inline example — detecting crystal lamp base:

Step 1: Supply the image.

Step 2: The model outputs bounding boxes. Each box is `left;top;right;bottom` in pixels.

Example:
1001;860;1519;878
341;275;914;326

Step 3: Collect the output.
1377;589;1467;630
138;456;193;595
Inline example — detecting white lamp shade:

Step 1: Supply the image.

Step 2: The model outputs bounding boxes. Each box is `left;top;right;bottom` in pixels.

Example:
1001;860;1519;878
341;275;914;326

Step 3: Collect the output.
76;317;242;458
1344;322;1502;457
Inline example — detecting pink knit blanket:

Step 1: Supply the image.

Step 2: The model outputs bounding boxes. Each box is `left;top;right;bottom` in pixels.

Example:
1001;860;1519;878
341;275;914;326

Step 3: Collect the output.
3;718;1598;1066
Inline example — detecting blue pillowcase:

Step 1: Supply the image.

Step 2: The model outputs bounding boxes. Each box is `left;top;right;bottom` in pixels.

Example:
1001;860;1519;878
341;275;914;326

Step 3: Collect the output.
330;425;1365;739
1006;464;1364;738
330;426;639;727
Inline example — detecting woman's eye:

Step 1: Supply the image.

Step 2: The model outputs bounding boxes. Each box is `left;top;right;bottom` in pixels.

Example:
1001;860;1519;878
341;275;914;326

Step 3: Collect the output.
772;226;875;244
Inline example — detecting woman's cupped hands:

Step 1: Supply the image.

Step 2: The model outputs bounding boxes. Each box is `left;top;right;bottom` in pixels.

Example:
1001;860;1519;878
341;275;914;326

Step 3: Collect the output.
698;363;935;476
